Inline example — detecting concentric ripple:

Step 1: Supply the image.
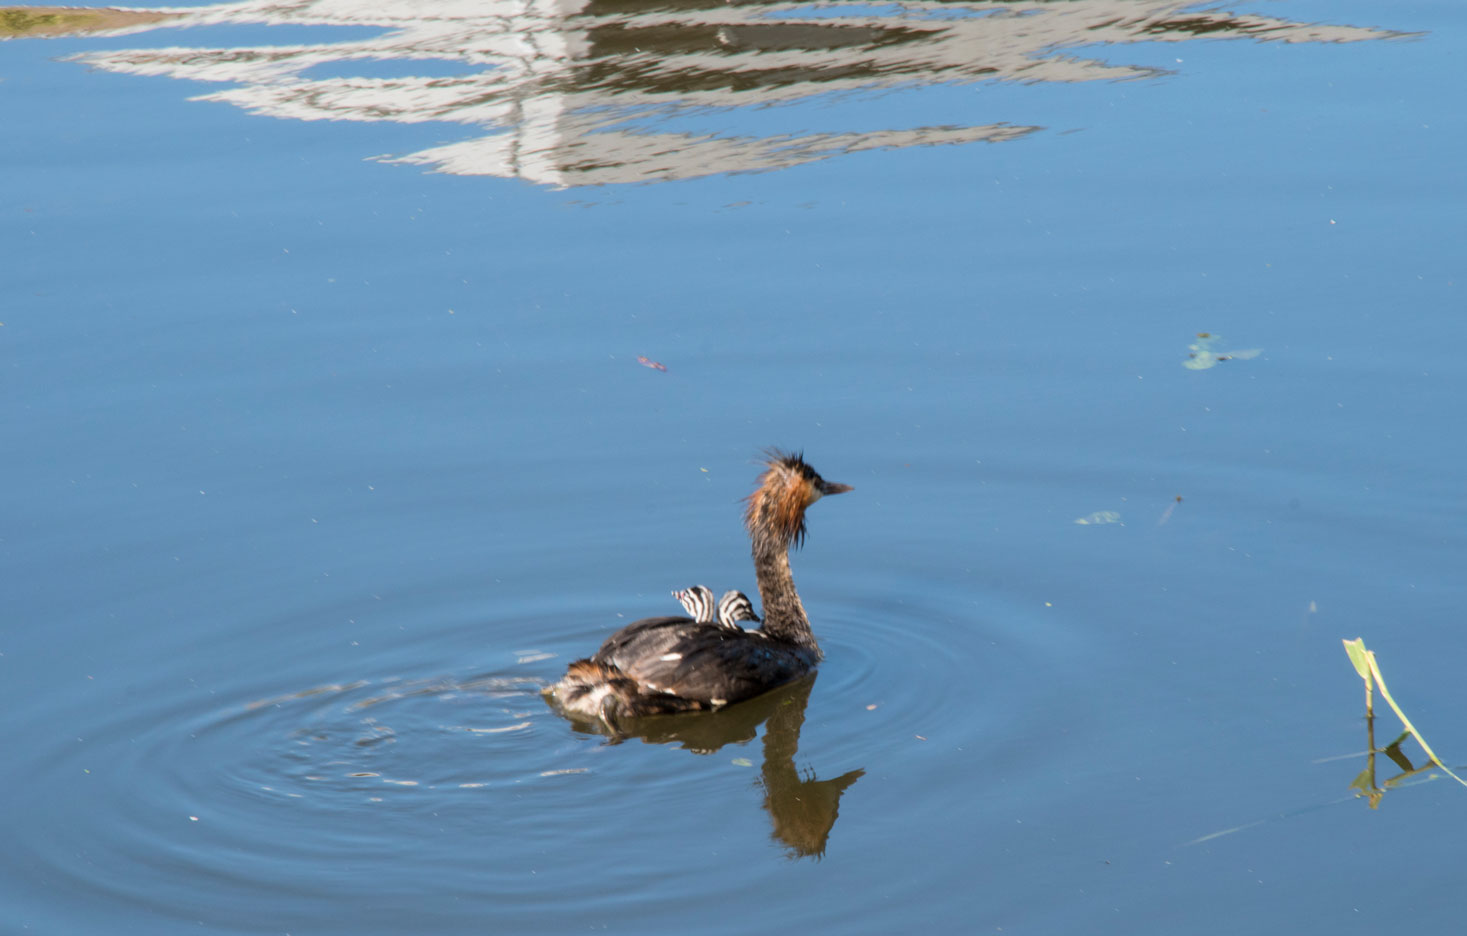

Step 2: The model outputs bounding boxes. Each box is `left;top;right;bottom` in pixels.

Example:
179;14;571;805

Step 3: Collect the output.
11;588;935;932
4;542;1105;936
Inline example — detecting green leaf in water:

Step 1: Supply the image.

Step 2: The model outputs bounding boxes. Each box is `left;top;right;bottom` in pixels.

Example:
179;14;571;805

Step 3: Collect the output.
1342;637;1372;682
1341;637;1467;790
1183;333;1263;370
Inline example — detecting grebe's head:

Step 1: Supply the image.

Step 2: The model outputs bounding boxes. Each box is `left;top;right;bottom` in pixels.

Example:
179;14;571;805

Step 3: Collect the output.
743;449;852;550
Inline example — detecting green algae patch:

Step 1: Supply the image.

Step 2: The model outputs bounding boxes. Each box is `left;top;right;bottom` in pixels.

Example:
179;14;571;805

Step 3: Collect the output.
0;6;176;38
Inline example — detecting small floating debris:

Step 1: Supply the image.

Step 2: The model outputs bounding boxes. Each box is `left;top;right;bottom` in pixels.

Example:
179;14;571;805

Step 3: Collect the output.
731;758;753;767
515;650;555;665
464;722;531;734
246;680;370;710
1157;495;1182;526
1074;510;1122;526
1183;333;1262;370
637;356;667;372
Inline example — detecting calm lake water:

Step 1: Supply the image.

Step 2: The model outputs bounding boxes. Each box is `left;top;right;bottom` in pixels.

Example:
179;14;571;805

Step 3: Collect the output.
4;0;1466;932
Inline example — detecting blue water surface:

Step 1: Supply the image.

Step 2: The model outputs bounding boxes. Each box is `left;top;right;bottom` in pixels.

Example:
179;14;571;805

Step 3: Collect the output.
3;0;1466;932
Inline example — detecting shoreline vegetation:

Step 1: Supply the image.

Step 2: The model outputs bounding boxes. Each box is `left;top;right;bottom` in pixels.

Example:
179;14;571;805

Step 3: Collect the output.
1;6;176;38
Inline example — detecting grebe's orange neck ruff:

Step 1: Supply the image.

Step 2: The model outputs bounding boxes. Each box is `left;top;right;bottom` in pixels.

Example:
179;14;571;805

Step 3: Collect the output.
743;450;852;656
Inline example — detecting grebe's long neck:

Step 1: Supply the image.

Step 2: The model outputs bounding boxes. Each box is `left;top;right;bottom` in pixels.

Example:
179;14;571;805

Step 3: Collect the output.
753;537;820;657
743;450;849;658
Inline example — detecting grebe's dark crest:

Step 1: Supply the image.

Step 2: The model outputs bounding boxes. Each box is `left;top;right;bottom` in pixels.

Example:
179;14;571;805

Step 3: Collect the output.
549;450;850;727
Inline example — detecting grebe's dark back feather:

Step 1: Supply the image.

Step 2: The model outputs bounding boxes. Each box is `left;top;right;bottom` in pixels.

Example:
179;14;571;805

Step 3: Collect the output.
590;616;816;708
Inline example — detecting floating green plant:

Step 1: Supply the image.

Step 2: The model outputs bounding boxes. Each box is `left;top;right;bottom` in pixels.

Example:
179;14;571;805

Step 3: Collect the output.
1342;637;1467;802
1183;332;1262;370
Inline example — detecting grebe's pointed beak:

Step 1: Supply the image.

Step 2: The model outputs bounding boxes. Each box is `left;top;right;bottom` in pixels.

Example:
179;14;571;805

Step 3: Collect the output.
818;480;853;496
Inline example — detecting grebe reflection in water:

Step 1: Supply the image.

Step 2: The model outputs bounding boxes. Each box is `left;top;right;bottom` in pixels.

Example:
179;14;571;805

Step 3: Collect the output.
553;674;864;859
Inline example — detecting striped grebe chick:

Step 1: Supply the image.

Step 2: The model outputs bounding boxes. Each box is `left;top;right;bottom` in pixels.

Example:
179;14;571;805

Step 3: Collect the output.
671;585;717;624
550;450;851;726
716;589;760;628
672;585;761;629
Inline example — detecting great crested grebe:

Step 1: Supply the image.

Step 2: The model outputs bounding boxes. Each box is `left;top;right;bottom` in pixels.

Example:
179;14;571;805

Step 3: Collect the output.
549;451;851;725
672;585;761;629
